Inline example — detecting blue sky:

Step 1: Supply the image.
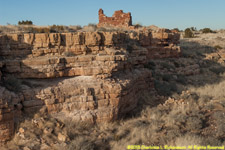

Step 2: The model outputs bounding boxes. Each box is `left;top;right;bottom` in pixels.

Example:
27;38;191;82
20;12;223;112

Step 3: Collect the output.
0;0;224;30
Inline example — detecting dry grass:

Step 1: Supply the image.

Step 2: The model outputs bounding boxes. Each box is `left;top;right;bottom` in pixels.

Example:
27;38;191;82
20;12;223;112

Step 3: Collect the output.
175;134;203;147
0;25;82;33
0;24;141;34
189;76;225;100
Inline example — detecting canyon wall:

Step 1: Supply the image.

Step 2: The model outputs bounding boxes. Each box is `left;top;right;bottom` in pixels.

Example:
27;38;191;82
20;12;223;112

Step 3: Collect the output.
0;29;180;143
0;30;180;78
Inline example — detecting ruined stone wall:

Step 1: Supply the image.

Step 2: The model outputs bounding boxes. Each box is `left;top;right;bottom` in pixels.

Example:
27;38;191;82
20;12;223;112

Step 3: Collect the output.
98;9;132;28
0;29;180;143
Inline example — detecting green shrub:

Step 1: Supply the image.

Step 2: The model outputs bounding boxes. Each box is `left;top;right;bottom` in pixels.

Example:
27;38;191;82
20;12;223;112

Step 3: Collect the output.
50;25;65;33
18;20;33;25
184;28;194;38
202;28;213;33
172;28;180;32
214;45;223;50
134;23;143;29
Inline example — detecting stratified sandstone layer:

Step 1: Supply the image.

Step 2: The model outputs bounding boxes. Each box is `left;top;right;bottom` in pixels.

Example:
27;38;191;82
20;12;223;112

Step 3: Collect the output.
1;30;180;78
0;29;180;143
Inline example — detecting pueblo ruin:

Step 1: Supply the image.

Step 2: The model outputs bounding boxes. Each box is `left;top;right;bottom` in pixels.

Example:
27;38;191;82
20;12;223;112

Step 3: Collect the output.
98;8;132;28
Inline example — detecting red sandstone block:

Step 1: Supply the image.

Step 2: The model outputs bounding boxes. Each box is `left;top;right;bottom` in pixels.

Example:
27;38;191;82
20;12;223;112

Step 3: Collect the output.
98;9;132;28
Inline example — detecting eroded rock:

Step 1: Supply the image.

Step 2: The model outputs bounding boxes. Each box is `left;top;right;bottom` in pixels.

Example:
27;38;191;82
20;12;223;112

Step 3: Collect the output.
0;28;180;143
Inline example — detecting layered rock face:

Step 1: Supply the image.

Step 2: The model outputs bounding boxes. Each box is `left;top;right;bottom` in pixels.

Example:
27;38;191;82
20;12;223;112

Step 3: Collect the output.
98;9;132;28
0;29;180;143
0;63;18;143
0;87;17;143
1;30;180;78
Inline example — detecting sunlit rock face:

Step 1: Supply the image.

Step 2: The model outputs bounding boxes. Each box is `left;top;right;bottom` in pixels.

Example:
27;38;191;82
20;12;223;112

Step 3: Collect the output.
0;28;180;143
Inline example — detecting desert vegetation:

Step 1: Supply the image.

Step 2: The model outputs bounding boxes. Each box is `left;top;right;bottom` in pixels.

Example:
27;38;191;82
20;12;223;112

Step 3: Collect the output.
0;24;82;33
0;22;151;34
184;28;194;38
201;28;214;34
18;20;33;25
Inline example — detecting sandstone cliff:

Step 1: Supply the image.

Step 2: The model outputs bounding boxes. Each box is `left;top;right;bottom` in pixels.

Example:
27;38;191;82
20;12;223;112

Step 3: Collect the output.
0;29;180;143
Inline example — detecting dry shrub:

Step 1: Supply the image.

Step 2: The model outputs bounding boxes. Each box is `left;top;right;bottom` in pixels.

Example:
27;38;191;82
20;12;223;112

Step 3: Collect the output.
82;25;97;32
0;25;20;33
49;25;65;33
171;100;204;126
68;136;96;150
63;119;93;140
212;111;225;138
175;134;203;147
202;28;214;33
68;25;82;31
190;79;225;100
82;23;97;32
184;28;194;38
62;51;75;57
202;137;222;146
214;45;223;50
134;23;143;29
32;27;50;33
0;25;83;33
111;119;158;149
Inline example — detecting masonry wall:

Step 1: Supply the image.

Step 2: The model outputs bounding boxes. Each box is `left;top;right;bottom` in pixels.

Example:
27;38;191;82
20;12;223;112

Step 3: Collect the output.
98;9;132;27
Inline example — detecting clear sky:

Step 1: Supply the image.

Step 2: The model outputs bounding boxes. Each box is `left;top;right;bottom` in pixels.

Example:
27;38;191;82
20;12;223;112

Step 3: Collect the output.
0;0;224;30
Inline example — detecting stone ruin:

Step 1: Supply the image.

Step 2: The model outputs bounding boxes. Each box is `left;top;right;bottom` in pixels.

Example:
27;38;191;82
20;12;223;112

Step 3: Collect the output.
98;9;132;28
0;10;181;144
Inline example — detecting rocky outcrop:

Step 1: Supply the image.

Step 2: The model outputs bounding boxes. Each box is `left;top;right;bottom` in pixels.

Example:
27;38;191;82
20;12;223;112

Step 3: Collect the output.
0;30;179;78
0;29;180;143
20;69;152;123
0;87;20;143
